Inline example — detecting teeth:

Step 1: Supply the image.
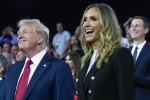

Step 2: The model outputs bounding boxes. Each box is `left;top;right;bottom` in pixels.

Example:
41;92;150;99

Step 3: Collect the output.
86;29;93;33
132;31;137;34
19;39;26;43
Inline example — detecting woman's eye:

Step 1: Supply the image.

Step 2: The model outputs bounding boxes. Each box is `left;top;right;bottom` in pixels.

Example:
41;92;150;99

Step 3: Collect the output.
83;18;87;22
68;58;72;61
91;17;97;21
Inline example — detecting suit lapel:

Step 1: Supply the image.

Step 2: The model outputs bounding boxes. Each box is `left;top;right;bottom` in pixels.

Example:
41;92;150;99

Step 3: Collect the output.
0;78;4;87
23;53;52;100
135;43;149;69
84;61;98;92
9;60;25;99
77;58;90;100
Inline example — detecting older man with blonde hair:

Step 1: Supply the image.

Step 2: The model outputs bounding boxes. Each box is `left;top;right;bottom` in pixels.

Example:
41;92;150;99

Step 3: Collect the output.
5;19;74;100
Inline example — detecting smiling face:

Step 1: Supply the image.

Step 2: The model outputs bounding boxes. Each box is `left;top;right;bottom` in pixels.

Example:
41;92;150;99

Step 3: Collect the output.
65;55;75;70
82;7;101;44
71;36;78;46
3;43;11;53
17;24;40;53
16;50;26;61
130;19;148;42
11;45;19;58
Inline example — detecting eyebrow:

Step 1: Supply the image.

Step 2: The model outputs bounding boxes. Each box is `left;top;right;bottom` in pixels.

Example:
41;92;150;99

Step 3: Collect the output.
17;29;31;33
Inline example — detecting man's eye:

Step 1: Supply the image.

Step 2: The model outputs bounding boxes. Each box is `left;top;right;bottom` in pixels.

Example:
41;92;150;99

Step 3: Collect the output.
23;30;29;33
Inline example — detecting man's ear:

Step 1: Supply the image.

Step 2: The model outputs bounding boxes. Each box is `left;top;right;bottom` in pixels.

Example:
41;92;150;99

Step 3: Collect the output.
37;37;44;44
144;28;149;34
0;67;4;74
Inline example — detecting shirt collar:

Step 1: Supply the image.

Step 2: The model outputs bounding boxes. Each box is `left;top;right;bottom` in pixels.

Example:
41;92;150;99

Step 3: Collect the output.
26;49;46;66
133;41;146;49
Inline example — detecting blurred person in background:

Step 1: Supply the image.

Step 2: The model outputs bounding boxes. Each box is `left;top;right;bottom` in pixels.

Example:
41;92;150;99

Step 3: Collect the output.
0;54;9;100
124;18;133;48
2;42;12;53
47;42;58;58
65;52;81;100
65;52;81;88
2;42;12;65
69;35;84;57
126;31;133;48
118;24;129;47
124;18;133;34
10;44;19;63
52;22;71;59
0;26;18;45
16;50;26;62
74;26;82;41
0;44;3;54
2;52;12;65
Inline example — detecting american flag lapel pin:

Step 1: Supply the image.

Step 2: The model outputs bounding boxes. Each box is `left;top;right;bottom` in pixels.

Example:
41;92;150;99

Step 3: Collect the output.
43;64;47;67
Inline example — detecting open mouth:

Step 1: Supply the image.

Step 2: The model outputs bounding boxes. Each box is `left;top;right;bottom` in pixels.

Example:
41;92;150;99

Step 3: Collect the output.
85;29;94;36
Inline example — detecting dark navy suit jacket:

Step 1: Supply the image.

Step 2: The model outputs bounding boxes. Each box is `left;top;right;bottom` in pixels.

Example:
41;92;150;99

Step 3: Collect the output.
129;42;150;100
4;52;74;100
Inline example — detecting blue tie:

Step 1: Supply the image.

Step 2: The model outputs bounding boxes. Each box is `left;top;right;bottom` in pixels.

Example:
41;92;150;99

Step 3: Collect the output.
133;46;138;63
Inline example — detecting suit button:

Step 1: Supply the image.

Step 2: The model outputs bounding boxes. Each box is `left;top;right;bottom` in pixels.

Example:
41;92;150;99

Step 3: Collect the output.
76;79;78;82
76;91;78;94
91;76;95;80
88;90;92;94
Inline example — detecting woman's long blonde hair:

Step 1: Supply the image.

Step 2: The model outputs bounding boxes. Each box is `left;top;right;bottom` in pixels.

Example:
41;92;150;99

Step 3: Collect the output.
81;3;121;69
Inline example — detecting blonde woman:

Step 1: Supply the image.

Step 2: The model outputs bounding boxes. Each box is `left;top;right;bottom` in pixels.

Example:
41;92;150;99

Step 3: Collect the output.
76;3;135;100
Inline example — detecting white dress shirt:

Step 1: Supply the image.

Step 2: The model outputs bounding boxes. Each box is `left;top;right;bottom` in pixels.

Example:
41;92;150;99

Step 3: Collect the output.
85;50;98;76
0;77;2;81
131;41;146;60
17;49;46;85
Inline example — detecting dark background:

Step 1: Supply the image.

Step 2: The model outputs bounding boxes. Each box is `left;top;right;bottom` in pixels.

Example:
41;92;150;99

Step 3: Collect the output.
0;0;150;41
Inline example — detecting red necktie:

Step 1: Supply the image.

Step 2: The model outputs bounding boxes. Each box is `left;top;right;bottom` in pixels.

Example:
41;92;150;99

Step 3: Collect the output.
15;59;33;100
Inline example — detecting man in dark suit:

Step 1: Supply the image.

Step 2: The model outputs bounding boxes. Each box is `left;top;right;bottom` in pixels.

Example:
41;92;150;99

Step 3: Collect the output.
4;19;74;100
129;16;150;100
